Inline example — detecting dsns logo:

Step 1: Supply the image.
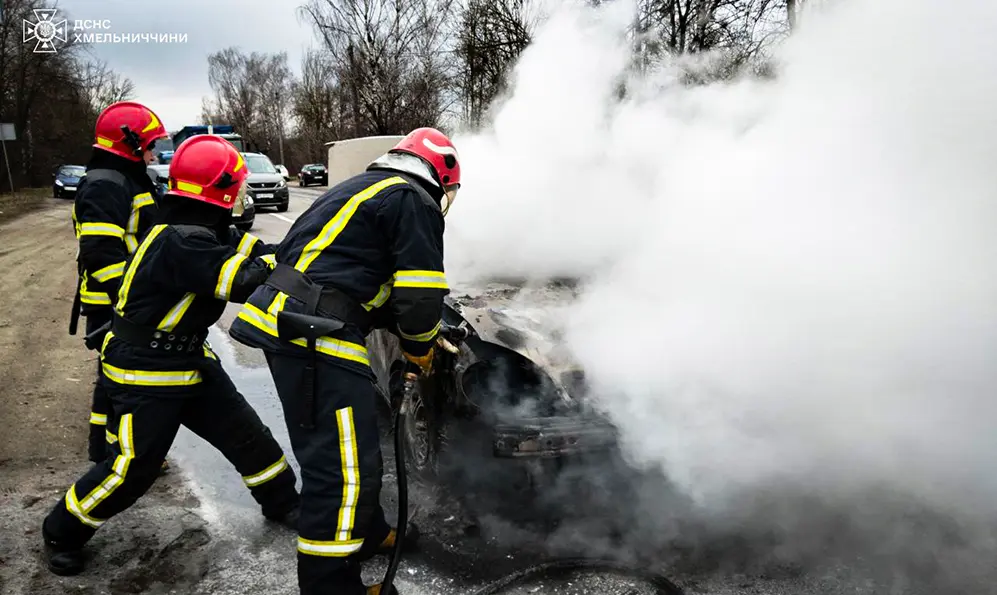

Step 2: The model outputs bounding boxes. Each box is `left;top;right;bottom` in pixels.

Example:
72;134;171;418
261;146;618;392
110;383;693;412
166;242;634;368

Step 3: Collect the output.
23;9;68;54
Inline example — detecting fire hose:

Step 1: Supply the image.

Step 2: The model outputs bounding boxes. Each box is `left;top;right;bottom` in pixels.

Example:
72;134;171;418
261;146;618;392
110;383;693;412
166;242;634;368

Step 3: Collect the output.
378;327;686;595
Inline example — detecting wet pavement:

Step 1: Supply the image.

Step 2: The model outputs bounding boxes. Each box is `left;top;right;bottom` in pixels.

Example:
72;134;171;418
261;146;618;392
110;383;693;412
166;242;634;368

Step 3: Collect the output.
159;188;997;595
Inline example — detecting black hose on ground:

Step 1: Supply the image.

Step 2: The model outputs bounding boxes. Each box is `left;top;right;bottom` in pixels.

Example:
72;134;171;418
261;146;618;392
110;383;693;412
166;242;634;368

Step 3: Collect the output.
383;370;686;595
379;373;414;594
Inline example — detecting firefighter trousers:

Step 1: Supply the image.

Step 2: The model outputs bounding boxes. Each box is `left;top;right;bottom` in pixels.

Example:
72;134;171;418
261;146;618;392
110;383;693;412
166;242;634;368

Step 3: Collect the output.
84;310;112;462
43;358;300;549
265;352;392;595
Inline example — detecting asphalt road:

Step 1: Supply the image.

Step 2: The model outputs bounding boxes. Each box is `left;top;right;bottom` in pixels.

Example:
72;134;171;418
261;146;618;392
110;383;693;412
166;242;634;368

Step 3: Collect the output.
164;186;994;595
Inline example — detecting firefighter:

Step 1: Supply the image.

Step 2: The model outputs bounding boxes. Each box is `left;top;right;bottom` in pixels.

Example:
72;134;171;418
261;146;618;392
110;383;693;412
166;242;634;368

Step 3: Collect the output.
42;134;301;576
228;127;461;595
70;101;167;464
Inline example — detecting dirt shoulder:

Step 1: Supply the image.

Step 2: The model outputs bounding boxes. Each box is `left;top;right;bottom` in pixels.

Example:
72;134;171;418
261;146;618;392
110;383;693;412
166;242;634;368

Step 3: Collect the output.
0;187;53;225
0;202;211;595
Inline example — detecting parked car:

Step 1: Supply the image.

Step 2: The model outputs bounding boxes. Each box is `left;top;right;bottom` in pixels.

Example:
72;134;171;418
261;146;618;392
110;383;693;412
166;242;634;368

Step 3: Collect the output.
145;163;255;230
146;164;169;196
53;165;85;199
275;164;290;181
242;152;289;212
298;163;328;187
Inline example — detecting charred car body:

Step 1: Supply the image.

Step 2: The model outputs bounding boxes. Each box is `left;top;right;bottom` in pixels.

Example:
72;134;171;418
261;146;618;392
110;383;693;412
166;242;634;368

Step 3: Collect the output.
368;279;623;521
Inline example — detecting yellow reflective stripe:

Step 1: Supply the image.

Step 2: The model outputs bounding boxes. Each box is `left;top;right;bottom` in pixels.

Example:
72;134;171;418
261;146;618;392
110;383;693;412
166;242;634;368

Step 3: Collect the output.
105;429;118;444
79;222;125;238
399;319;442;343
297;536;364;557
79;414;135;513
236;304;370;366
124;235;139;254
215;253;248;300
294;176;406;272
101;331;114;355
157;293;196;331
89;412;107;426
236;233;260;256
65;484;105;528
116;224;166;315
72;204;80;238
336;407;360;541
102;362;202;387
260;253;277;267
242;455;288;487
81;290;112;305
91;261;126;283
363;281;393;311
392;270;448;289
132;192;154;209
80;273;113;304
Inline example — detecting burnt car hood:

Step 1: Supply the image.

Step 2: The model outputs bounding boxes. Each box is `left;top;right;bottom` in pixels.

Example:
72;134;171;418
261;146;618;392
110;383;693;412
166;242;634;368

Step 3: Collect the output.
446;278;587;402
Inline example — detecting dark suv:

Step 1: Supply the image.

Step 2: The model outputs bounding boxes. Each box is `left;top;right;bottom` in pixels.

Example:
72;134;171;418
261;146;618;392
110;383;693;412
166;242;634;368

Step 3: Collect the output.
298;163;328;187
243;152;290;212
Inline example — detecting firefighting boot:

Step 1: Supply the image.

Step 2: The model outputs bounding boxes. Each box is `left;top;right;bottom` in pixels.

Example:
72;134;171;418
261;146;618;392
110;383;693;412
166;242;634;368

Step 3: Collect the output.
42;535;85;576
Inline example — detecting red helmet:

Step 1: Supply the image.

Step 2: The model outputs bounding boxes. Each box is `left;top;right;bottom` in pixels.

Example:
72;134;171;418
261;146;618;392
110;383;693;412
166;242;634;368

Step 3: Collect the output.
390;127;461;188
93;101;168;161
167;135;249;209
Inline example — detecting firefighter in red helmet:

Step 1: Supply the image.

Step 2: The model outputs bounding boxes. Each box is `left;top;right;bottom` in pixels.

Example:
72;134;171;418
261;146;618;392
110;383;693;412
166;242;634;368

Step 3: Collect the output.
229;127;461;595
43;135;300;576
69;101;169;465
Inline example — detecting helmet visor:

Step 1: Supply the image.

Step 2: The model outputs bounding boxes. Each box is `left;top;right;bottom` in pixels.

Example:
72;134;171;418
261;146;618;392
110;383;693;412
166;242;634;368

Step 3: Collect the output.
441;184;459;217
232;179;248;215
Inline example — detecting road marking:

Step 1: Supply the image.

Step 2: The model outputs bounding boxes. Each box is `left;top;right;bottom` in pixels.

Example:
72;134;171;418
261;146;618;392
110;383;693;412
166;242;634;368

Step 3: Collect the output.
270;213;296;224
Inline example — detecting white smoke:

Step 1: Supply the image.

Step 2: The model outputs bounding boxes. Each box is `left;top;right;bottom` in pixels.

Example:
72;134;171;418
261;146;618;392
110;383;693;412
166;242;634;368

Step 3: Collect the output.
446;0;997;541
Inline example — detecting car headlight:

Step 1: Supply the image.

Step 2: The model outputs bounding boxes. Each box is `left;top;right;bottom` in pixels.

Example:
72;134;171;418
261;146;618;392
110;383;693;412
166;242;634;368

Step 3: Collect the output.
276;178;286;188
56;179;64;186
243;194;254;206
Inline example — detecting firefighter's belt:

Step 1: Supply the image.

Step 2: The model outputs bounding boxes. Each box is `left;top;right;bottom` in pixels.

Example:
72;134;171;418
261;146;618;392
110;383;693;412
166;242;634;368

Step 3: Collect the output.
263;263;370;329
111;313;207;353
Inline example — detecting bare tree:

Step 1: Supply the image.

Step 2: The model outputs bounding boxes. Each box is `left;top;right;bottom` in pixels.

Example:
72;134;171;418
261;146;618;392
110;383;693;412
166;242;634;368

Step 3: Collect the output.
299;0;455;136
455;0;539;128
76;59;136;131
292;49;343;163
206;47;294;158
0;0;131;189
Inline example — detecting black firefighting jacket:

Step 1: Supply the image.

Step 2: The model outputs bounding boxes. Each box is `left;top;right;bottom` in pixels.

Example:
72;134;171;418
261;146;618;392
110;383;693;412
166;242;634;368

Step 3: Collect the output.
100;223;276;395
72;152;161;315
228;168;449;378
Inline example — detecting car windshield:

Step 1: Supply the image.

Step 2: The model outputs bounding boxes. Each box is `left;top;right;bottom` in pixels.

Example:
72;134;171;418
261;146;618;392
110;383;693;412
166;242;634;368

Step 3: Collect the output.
60;166;85;176
305;164;325;171
245;154;277;174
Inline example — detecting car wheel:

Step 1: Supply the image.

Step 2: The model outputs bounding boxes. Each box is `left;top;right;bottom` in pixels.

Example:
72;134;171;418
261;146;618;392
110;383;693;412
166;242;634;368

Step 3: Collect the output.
277;199;289;213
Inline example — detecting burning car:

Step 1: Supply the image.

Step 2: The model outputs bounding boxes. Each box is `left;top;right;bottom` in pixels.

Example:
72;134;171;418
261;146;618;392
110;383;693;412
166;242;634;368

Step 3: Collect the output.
368;278;622;520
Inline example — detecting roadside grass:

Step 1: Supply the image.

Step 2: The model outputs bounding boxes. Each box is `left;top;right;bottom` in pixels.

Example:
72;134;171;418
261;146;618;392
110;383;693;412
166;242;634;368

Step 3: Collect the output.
0;187;55;224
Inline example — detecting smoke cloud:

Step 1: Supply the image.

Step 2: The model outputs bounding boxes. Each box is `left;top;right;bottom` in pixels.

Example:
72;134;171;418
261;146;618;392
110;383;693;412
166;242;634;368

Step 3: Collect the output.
444;0;997;586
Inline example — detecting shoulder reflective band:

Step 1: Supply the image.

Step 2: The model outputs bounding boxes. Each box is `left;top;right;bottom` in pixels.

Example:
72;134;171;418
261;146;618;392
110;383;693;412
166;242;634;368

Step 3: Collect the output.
294;176;407;273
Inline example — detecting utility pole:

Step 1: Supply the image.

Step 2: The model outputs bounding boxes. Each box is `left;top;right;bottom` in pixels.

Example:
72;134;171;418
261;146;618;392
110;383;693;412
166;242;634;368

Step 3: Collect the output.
274;90;285;166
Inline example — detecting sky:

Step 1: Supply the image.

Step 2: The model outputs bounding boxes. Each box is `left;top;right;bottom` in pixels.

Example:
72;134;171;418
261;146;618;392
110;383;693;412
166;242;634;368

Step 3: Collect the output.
52;0;317;130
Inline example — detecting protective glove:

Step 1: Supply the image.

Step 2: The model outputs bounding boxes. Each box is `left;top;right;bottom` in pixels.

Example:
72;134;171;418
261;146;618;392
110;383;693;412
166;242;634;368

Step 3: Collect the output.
403;346;434;376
